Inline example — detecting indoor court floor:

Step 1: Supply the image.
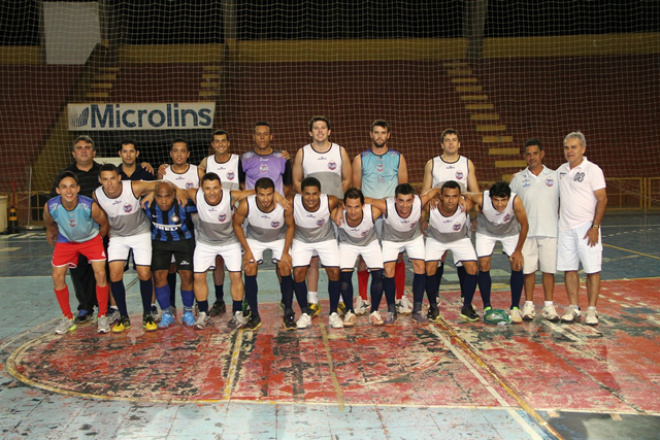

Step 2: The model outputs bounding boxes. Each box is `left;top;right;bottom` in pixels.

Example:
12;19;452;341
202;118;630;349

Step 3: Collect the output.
1;212;659;440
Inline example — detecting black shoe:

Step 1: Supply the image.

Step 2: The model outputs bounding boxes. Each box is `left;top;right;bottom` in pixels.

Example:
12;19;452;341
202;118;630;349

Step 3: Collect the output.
460;305;480;322
74;309;93;324
244;314;262;331
428;305;440;322
209;301;226;317
283;309;296;331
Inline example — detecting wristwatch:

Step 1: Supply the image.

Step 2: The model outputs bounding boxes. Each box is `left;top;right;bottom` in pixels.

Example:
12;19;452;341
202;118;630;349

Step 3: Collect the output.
591;224;600;230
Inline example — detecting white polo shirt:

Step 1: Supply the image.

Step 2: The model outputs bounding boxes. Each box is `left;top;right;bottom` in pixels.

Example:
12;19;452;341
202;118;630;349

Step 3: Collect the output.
509;165;558;238
557;157;606;231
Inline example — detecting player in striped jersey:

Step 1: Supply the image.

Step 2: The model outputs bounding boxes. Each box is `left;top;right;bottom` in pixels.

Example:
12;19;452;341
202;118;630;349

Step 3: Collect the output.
233;177;296;330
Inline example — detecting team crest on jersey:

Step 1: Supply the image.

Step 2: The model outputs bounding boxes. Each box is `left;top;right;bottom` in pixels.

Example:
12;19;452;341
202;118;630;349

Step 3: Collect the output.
361;230;368;237
123;203;133;213
316;219;326;227
218;213;227;222
227;171;235;181
376;163;384;173
328;160;337;171
545;178;554;187
270;220;280;228
453;223;462;231
503;214;511;222
260;163;269;174
455;170;464;180
410;221;418;229
573;172;585;182
69;218;77;228
186;181;195;189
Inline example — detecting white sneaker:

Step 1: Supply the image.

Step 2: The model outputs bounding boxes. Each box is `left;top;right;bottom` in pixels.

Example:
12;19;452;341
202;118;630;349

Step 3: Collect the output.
97;315;110;333
561;305;581;323
329;312;344;329
55;317;77;335
370;311;384;326
344;311;356;327
194;311;210;330
585;307;599;326
542;304;560;322
396;295;413;315
296;312;312;329
510;308;523;324
521;302;536;321
355;298;370;316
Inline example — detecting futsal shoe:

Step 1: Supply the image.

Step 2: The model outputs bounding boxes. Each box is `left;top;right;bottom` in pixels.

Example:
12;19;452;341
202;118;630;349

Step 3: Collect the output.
560;305;581;323
55;317;77;335
308;303;321;317
296;313;312;329
158;312;176;329
142;314;158;331
370;311;384;326
97;315;111;333
112;316;131;333
343;311;357;327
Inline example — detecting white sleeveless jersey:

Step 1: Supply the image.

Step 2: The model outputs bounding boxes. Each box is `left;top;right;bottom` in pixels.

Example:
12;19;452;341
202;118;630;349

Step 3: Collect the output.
432;156;470;192
301;143;344;198
293;194;335;243
246;195;286;242
477;190;520;237
95;181;151;237
195;189;236;245
428;205;469;243
337;204;378;246
163;164;199;190
382;195;422;242
205;154;240;190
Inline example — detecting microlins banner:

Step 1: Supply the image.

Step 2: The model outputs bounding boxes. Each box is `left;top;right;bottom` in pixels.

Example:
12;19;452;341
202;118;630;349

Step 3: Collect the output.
67;102;216;131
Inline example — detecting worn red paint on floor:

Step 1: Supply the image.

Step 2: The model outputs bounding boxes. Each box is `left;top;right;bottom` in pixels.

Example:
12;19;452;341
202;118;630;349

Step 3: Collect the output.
7;278;660;415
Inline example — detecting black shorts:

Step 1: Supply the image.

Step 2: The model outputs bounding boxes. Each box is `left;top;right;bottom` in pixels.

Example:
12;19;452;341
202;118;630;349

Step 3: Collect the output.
152;239;195;272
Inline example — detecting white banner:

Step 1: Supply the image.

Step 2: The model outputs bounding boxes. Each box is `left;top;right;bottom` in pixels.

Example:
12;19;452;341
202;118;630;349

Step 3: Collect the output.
68;102;216;131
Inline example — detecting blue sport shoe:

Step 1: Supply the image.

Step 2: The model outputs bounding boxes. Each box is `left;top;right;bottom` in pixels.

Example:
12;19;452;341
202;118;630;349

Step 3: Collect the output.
182;309;196;327
158;312;175;329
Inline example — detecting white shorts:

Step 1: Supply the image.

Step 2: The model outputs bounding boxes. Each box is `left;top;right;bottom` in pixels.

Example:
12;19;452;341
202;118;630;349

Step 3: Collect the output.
425;236;477;266
107;232;152;266
475;232;519;258
246;238;285;264
194;241;242;273
339;240;383;271
522;236;557;274
382;235;425;263
557;223;602;274
292;238;340;268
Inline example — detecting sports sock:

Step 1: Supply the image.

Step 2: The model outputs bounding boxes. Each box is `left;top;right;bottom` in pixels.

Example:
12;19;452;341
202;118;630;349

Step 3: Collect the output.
457;265;467;290
181;289;194;308
307;290;319;304
293;281;309;313
340;271;354;313
328;279;341;314
214;284;224;303
412;273;426;305
110;281;128;317
384;276;396;307
139;279;153;315
167;272;177;307
510;270;524;309
54;286;72;319
426;272;440;307
478;270;492;309
232;300;242;314
357;269;369;300
96;284;109;316
245;274;259;317
436;262;445;288
544;301;554;307
155;285;171;310
370;269;384;312
198;300;209;313
280;275;294;309
462;273;478;306
395;259;406;299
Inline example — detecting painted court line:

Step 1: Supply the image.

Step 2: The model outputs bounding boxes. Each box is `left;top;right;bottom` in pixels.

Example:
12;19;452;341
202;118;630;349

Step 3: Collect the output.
603;243;660;261
223;329;245;400
428;322;559;440
319;321;346;411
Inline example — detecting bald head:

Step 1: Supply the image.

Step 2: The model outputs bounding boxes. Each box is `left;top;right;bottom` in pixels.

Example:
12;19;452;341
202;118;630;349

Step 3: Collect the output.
155;181;176;211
